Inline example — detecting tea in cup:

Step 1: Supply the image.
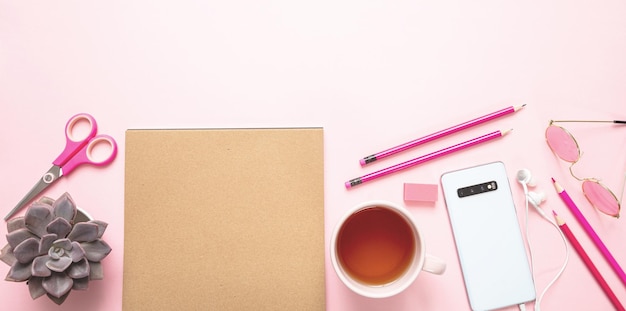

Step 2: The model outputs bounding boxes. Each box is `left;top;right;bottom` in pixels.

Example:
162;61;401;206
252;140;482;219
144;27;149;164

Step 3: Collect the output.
330;200;445;298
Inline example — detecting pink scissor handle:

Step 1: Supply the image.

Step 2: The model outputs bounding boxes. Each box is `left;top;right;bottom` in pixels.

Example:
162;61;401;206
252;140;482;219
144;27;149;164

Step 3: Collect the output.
61;134;118;175
53;113;98;166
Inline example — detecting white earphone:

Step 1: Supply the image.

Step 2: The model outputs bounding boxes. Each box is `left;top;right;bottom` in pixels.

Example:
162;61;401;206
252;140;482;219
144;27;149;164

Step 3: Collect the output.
515;168;569;311
516;168;547;216
516;168;536;187
527;191;547;209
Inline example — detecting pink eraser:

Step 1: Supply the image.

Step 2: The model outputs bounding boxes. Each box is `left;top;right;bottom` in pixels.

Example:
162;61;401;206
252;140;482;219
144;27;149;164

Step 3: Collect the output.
404;183;438;202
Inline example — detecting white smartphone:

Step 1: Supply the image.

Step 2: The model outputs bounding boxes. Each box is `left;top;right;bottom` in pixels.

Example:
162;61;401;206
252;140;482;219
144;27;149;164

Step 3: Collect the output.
441;161;535;311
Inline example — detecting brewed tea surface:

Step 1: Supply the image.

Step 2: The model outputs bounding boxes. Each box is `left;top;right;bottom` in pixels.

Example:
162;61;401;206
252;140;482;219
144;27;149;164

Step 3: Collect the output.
337;207;415;285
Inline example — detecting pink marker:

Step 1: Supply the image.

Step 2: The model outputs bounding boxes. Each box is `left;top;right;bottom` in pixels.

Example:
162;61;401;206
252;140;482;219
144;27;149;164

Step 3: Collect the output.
346;129;512;188
360;105;525;166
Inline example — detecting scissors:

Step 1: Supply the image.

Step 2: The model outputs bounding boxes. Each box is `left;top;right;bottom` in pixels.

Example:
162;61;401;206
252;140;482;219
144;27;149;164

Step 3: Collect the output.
5;113;118;220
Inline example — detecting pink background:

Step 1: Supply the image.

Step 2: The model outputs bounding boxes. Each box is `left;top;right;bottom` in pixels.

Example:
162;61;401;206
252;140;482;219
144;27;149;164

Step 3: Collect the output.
1;0;625;310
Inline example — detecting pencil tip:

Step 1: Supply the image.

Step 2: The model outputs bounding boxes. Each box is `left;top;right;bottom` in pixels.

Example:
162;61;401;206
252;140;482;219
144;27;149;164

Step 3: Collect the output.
553;211;565;225
552;178;564;193
551;177;555;183
514;104;527;112
501;129;513;136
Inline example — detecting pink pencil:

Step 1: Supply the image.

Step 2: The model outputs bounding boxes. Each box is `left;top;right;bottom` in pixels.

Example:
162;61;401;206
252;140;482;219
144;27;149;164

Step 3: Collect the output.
552;178;626;289
553;211;625;311
359;105;525;166
346;129;511;188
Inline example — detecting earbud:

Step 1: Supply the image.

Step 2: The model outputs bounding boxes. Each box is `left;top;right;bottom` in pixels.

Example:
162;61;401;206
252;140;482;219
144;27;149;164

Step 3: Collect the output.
527;191;546;209
516;168;536;187
516;168;547;217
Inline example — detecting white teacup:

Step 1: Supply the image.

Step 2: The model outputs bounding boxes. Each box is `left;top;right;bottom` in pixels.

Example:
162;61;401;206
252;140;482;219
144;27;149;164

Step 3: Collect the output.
330;200;445;298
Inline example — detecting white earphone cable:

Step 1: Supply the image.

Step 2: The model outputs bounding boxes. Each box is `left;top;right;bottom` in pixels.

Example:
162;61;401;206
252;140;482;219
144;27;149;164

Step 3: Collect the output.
522;183;536;274
521;181;570;311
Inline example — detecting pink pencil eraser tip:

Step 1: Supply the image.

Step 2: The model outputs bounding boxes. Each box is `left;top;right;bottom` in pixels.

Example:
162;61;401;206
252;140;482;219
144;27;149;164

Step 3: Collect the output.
359;159;366;166
345;181;352;189
404;183;438;203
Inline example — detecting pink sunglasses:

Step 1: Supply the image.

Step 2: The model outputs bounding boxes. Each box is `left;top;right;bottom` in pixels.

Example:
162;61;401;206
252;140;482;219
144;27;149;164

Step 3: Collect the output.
546;119;626;218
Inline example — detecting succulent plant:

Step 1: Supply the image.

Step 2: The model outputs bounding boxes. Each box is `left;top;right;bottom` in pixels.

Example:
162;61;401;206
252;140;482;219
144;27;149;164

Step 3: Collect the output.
0;193;111;305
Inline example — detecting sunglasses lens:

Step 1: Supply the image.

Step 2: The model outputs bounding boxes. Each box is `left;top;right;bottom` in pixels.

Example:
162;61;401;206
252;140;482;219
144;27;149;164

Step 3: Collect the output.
545;126;580;162
582;181;620;217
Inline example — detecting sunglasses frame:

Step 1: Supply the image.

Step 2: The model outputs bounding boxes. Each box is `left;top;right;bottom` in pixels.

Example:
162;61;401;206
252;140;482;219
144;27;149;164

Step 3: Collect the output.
546;120;624;218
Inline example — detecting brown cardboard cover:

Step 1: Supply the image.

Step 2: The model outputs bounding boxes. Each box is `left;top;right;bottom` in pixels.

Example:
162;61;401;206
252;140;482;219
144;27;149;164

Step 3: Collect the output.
123;128;325;310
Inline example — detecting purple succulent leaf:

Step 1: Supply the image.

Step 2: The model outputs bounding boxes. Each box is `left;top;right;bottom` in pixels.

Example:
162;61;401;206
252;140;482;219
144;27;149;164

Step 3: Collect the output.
49;248;60;260
28;276;47;299
42;272;74;298
6;228;38;250
67;222;99;243
52;193;77;223
14;237;40;264
72;276;89;290
88;220;108;238
24;203;54;238
48;292;71;305
89;261;104;280
67;258;90;279
46;217;72;238
52;238;72;251
6;261;32;281
7;217;26;233
80;240;112;262
46;256;72;272
69;242;85;262
38;234;58;255
37;196;55;206
31;255;52;277
0;243;17;266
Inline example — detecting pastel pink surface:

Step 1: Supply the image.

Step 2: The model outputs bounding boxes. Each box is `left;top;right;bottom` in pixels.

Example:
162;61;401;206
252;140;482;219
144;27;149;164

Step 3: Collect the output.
1;1;626;311
404;183;439;203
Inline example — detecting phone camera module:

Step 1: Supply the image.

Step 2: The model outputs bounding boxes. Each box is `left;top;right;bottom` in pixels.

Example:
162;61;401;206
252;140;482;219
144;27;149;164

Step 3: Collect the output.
457;181;498;198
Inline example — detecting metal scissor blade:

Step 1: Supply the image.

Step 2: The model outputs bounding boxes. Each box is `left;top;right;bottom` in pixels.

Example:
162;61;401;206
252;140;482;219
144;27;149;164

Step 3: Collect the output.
4;166;62;221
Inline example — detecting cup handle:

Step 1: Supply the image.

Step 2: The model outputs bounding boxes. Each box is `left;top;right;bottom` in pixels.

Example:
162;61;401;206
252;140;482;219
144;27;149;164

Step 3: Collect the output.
422;254;446;275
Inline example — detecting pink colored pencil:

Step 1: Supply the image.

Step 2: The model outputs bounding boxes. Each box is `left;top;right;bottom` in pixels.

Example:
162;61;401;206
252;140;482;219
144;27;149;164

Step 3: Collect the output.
346;129;511;188
553;211;625;311
359;105;525;166
552;179;626;289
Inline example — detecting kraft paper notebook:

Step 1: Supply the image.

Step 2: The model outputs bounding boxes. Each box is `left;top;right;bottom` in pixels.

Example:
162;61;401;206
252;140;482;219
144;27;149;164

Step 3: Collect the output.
123;128;325;310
